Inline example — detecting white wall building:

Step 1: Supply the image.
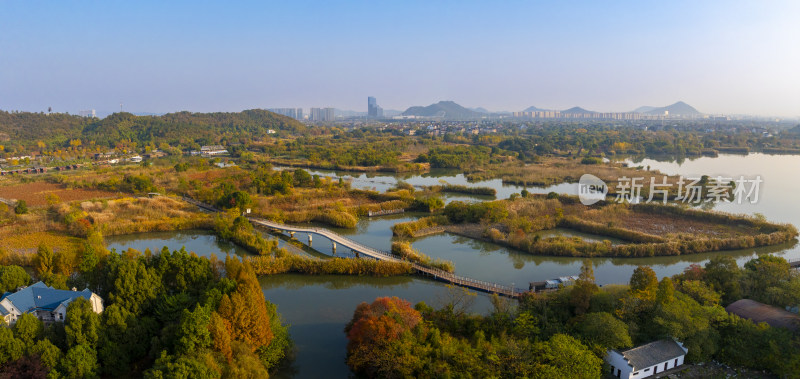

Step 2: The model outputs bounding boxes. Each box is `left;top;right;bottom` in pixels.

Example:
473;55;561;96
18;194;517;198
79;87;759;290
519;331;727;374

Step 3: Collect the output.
606;339;688;379
200;145;229;156
0;282;103;324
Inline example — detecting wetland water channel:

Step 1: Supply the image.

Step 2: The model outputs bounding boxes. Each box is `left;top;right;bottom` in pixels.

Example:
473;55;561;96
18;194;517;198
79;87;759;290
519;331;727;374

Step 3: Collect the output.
106;153;800;378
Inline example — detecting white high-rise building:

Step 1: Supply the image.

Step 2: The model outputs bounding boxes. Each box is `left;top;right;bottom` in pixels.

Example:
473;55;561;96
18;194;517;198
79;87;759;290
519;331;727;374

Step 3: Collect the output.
310;107;335;122
79;109;96;118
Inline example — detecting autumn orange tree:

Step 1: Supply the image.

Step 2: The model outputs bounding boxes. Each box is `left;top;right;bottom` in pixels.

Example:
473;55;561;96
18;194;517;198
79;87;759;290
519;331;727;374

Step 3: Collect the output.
345;296;422;349
344;297;423;376
213;257;273;355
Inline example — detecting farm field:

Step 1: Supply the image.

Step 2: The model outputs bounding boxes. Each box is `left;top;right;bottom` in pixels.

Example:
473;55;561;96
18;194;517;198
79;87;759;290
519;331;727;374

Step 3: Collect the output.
0;181;117;206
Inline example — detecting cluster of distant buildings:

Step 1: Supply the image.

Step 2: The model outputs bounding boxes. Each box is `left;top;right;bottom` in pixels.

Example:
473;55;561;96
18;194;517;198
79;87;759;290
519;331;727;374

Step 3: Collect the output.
189;145;229;157
512;110;659;120
268;108;303;120
268;107;335;122
368;96;383;118
78;109;97;118
268;96;385;123
375;121;500;137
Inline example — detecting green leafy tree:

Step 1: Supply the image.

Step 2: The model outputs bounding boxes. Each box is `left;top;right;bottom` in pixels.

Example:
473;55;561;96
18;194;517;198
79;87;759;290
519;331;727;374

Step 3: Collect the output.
97;304;134;376
656;277;675;305
13;313;44;347
629;266;658;301
34;244;55;278
651;293;726;361
571;312;632;352
704;255;741;304
75;243;101;291
30;339;63;374
678;280;721;306
0;265;31;292
65;298;101;348
0;327;25;365
742;255;793;305
104;254;162;315
14;200;28;214
512;312;540;338
174;305;212;354
570;260;599;315
534;334;602;379
144;351;220;379
717;313;800;377
60;344;99;379
43;273;69;290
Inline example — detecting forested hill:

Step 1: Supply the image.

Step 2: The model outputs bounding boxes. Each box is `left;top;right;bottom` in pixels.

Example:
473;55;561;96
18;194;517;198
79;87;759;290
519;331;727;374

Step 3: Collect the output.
82;110;306;147
0;109;305;152
0;111;88;145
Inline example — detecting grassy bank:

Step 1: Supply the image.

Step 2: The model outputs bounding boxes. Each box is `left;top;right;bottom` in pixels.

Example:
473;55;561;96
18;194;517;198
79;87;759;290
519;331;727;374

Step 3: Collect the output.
266;158;430;173
392;215;449;237
391;196;798;258
247;254;413;276
390;241;455;272
430;184;497;197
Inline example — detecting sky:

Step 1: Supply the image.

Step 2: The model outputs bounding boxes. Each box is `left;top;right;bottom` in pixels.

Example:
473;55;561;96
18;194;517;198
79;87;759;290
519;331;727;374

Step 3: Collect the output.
1;1;799;117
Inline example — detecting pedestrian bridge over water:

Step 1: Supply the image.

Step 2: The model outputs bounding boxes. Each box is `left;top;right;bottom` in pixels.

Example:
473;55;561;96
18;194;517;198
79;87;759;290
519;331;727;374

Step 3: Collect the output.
184;197;523;298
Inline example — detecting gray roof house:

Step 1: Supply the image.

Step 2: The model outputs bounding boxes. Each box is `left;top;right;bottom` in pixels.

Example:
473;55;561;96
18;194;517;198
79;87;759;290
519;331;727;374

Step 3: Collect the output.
606;339;688;379
0;282;103;324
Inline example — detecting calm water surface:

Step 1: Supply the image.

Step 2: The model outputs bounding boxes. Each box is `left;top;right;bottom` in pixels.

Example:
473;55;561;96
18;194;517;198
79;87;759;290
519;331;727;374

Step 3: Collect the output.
276;166;576;201
262;274;492;379
106;230;250;258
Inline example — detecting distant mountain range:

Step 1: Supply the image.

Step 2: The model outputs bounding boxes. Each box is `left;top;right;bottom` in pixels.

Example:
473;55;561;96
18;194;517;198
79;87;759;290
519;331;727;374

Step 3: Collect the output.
401;100;703;120
402;101;484;119
561;106;596;114
633;101;701;116
523;106;549;112
632;106;657;113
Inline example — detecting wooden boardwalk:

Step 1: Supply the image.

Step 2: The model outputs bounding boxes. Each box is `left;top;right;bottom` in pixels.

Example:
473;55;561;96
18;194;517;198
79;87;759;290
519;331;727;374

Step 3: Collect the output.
183;197;522;297
367;208;405;217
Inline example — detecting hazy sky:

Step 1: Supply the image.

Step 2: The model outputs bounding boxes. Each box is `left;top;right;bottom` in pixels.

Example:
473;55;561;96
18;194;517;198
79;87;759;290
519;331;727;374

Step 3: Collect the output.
2;1;799;116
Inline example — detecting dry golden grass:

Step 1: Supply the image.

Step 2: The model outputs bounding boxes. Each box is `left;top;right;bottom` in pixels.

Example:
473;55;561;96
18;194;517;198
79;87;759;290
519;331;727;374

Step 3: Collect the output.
466;157;681;191
582;206;760;238
0;220;83;267
0;230;82;253
251;186;410;228
0;181;116;206
58;196;213;236
186;168;232;182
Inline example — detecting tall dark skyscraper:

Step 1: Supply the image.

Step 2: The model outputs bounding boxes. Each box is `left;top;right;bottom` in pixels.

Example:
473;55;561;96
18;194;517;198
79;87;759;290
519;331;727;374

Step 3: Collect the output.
367;96;383;118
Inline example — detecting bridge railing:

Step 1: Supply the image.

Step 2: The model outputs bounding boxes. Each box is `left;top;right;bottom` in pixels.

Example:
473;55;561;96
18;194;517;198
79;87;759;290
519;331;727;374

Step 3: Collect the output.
185;198;520;296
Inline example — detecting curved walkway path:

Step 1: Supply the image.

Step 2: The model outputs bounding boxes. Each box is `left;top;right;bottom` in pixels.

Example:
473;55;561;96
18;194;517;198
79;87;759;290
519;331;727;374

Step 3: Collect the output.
184;197;522;297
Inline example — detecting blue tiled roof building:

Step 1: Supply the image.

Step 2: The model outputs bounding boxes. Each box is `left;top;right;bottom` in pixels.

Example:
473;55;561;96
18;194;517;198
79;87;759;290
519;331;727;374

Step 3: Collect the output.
0;281;104;324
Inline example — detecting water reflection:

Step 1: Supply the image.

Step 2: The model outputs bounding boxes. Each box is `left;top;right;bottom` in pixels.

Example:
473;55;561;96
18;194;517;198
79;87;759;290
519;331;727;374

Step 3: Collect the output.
105;230;249;258
261;274;493;379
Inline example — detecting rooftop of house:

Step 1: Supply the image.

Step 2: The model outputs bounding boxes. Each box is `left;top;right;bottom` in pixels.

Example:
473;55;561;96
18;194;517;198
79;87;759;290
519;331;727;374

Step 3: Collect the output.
726;299;800;331
0;282;94;315
615;339;687;370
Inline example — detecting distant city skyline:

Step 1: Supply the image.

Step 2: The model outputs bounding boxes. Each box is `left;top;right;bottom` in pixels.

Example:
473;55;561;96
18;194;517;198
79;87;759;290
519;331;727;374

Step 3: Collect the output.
1;1;799;117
